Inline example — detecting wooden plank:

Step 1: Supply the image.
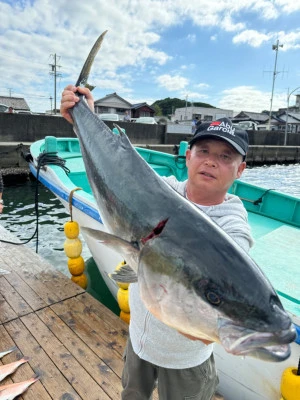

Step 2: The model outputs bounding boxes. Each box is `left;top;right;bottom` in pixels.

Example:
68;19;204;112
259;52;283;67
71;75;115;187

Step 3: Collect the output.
37;306;122;399
0;276;33;316
0;324;52;400
50;297;126;377
0;291;18;323
5;318;82;400
77;293;128;333
20;312;111;400
58;295;127;353
3;271;47;311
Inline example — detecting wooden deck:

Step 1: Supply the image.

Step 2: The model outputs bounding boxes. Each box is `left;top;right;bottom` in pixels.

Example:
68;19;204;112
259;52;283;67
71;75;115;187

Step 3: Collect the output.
0;225;224;400
0;225;129;399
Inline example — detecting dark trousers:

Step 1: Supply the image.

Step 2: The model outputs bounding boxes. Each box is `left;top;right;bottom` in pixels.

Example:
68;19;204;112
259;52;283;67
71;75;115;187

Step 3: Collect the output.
121;337;219;400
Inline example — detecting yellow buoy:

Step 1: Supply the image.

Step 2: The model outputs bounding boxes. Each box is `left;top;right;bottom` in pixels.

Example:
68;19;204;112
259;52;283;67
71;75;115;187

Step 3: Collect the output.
63;187;88;289
117;288;130;313
71;273;88;289
64;220;80;239
280;366;300;400
120;310;130;324
68;256;85;276
64;238;83;259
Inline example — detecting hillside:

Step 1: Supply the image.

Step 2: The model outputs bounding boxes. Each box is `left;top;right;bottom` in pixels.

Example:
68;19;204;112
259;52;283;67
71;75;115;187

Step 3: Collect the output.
151;97;215;116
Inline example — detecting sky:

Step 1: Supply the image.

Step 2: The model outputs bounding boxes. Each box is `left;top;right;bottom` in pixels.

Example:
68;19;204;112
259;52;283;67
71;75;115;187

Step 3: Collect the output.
0;0;300;115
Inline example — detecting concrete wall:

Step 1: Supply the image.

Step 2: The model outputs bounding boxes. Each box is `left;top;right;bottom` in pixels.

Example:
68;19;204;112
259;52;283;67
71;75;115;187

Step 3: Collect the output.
247;130;300;146
0;113;75;142
0;113;165;145
1;113;300;146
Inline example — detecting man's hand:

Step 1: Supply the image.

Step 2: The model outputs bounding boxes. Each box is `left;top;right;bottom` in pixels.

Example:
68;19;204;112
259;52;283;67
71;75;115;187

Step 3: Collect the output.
60;85;95;124
178;331;214;345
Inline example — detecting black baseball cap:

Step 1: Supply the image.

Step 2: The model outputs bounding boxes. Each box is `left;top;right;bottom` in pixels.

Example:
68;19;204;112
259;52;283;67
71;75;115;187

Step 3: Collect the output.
189;118;249;156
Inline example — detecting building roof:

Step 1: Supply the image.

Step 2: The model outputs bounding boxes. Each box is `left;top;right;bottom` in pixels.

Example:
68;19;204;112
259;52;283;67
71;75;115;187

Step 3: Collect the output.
95;92;132;108
277;111;300;123
131;102;155;111
233;111;269;123
0;96;30;111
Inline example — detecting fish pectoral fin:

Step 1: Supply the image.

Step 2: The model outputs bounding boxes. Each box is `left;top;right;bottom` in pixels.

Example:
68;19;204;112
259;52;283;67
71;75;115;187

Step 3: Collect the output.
81;226;140;257
109;264;138;283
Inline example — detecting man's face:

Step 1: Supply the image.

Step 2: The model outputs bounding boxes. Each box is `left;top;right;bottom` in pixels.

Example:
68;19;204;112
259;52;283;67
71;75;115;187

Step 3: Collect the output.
186;138;246;196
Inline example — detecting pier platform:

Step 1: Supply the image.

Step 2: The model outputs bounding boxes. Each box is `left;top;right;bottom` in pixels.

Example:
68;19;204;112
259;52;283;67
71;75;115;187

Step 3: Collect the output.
0;225;128;399
0;226;224;400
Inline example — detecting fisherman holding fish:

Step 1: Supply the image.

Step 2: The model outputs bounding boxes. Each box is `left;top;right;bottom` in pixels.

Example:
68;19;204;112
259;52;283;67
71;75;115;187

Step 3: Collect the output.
61;85;254;400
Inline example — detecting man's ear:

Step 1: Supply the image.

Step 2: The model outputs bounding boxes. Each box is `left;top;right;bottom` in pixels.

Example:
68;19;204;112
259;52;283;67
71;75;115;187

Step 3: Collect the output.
185;149;191;167
236;161;246;179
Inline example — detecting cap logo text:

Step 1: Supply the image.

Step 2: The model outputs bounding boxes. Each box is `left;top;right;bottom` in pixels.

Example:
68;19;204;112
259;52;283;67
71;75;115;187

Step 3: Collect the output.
208;121;235;136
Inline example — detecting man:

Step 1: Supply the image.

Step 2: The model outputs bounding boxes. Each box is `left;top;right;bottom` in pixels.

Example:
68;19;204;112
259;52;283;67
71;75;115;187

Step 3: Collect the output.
191;116;199;134
61;85;253;400
123;110;131;122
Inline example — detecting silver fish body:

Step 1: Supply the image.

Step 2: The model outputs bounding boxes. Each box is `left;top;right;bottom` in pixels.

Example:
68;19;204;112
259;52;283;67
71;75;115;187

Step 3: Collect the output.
69;33;296;362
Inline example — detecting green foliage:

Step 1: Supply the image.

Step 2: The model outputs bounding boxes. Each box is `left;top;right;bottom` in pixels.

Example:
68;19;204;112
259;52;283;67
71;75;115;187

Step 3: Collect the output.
151;97;215;116
152;103;163;116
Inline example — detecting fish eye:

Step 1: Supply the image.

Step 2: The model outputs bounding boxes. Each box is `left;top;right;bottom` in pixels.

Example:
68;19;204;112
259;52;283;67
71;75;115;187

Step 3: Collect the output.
205;290;221;306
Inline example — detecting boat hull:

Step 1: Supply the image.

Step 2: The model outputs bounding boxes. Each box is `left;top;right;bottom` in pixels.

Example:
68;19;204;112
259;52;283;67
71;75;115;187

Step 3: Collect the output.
29;136;300;400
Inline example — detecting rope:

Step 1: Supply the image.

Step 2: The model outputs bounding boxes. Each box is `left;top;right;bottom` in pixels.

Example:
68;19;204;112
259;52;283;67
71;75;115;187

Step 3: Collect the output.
0;151;70;252
239;189;275;205
68;187;82;221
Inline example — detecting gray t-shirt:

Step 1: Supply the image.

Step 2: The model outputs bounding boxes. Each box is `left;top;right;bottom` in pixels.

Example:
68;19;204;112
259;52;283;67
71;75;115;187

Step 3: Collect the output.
129;176;253;369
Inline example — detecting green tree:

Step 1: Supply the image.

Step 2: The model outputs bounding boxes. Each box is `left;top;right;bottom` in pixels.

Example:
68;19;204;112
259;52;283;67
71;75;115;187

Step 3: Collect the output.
151;98;214;116
152;103;163;116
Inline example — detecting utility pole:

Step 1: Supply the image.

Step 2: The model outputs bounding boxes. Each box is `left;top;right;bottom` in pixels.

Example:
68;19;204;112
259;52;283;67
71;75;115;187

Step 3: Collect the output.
50;96;53;114
268;40;283;129
49;54;61;114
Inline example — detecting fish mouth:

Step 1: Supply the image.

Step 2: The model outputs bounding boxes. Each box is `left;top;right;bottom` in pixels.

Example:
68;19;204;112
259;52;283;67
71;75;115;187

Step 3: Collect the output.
218;319;296;362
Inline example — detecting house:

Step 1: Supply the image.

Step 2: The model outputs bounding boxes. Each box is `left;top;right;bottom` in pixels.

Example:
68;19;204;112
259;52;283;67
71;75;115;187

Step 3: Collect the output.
173;106;233;123
130;102;155;119
94;93;132;120
232;111;269;125
276;112;300;133
0;96;31;112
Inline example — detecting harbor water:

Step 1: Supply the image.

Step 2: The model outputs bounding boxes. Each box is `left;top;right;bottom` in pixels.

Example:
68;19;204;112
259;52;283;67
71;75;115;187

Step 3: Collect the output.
0;163;299;313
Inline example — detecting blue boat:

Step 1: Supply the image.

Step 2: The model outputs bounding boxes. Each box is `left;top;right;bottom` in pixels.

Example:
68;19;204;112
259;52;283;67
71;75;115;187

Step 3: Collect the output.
29;135;300;400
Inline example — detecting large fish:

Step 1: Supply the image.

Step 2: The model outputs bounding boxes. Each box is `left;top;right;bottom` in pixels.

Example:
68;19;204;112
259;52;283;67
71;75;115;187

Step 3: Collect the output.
0;357;29;382
0;375;39;400
69;32;296;362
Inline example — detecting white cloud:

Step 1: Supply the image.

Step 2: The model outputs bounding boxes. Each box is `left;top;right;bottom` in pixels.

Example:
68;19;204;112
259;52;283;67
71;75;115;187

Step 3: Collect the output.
156;74;189;91
233;30;272;47
187;34;196;43
195;83;210;89
1;0;300;112
217;86;287;112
